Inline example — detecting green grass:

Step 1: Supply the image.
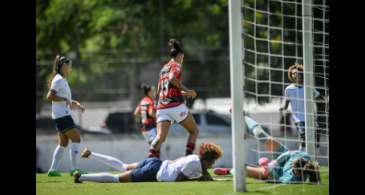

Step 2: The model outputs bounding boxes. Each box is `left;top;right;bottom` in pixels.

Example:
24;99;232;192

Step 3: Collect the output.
36;167;328;195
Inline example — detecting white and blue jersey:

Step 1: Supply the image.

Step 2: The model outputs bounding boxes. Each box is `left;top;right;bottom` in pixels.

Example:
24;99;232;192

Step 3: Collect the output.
284;84;320;123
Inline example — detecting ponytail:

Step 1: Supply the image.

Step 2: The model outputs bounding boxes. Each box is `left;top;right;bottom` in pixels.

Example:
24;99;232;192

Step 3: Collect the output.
47;55;71;89
168;38;184;58
47;55;61;89
140;83;152;96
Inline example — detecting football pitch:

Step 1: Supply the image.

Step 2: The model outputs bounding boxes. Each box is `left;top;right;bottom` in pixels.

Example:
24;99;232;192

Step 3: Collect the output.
36;167;328;195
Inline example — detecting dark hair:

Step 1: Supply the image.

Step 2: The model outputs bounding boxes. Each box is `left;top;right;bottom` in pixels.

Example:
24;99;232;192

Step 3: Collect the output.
293;158;321;183
140;83;152;96
304;161;321;183
168;38;184;58
47;55;71;88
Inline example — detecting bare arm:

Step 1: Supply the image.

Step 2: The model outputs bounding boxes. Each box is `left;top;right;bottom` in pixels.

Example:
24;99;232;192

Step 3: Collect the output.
168;73;197;98
46;89;69;102
198;170;214;181
148;108;156;118
47;90;84;112
315;94;325;102
134;105;141;117
315;95;325;112
279;99;290;111
174;171;213;182
168;73;189;91
133;106;141;124
72;100;85;112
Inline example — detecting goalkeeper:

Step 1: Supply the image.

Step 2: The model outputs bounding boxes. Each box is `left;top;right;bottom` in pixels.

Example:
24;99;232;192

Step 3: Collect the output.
214;149;321;184
214;108;321;184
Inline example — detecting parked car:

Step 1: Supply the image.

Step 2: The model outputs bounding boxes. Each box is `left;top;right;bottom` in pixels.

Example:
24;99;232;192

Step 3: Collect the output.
100;111;136;134
99;110;233;136
36;114;111;135
170;110;231;136
36;114;55;132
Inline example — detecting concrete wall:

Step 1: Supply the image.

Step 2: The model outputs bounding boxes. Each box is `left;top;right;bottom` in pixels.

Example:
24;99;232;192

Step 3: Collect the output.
36;134;328;173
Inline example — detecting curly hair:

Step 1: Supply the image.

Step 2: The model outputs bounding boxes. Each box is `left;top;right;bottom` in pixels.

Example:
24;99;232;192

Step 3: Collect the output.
198;142;223;162
288;64;304;82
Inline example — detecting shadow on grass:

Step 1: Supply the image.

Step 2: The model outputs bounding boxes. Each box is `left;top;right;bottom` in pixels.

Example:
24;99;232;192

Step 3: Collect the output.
249;190;273;194
37;180;64;183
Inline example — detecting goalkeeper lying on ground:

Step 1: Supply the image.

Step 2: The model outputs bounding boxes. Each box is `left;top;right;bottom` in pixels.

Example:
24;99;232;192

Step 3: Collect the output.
74;142;223;183
214;150;320;184
244;114;288;157
215;112;321;184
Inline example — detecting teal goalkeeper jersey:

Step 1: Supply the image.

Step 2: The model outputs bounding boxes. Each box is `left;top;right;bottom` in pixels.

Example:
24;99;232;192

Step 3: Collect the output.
269;150;311;183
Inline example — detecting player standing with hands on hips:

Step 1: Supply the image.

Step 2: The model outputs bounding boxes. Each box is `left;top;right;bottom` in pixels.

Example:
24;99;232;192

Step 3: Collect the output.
46;55;86;177
148;39;200;158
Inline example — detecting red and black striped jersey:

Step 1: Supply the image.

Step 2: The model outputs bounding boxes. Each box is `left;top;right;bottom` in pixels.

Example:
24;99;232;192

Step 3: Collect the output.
137;96;156;131
157;60;183;109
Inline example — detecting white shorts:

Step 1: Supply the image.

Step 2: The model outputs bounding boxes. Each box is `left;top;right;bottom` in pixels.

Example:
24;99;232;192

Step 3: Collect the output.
156;103;189;124
142;128;157;143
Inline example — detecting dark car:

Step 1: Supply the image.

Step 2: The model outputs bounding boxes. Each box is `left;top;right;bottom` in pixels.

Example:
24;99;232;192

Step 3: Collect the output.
101;111;136;134
170;110;231;136
36;114;55;131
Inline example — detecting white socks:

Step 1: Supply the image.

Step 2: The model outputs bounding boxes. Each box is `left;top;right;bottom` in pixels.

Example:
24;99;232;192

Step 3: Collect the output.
79;172;120;183
90;152;127;172
49;145;65;171
70;143;80;170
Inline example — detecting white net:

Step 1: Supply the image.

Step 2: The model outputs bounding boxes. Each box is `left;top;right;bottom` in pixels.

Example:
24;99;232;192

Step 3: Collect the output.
241;0;329;184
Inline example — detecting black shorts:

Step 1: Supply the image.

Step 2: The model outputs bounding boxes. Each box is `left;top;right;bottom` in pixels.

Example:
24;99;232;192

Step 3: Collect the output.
54;115;77;133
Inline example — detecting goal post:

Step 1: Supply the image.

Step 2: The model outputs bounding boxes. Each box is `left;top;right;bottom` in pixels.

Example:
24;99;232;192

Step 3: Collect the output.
302;0;316;158
228;0;329;191
228;0;247;192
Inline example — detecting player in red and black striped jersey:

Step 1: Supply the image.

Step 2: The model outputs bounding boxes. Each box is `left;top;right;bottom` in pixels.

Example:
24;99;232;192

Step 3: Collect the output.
134;83;157;145
156;58;184;109
148;39;200;158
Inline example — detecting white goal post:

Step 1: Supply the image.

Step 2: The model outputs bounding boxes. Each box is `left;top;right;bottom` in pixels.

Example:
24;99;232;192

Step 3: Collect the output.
229;0;247;192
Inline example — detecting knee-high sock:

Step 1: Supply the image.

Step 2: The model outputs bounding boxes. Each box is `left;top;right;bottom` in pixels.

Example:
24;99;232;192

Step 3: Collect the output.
90;152;126;172
49;145;66;171
69;142;80;170
79;172;120;183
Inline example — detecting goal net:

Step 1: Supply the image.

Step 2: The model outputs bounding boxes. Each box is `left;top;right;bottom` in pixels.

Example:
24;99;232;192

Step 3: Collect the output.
229;0;329;191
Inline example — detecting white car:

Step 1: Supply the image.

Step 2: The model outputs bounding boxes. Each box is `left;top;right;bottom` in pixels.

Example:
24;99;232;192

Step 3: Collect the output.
169;110;231;136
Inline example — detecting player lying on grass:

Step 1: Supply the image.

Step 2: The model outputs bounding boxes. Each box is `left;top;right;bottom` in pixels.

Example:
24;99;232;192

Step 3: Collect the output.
213;149;320;184
218;107;320;183
74;142;223;183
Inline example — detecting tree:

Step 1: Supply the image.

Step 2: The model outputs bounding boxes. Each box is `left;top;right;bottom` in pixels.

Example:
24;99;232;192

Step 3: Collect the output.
36;0;231;112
